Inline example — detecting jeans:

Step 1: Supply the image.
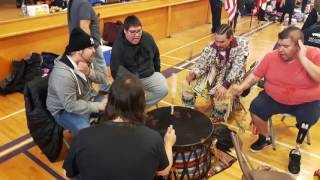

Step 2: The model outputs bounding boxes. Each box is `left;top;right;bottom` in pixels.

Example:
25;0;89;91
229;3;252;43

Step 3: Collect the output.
95;45;110;92
53;95;105;134
141;72;168;108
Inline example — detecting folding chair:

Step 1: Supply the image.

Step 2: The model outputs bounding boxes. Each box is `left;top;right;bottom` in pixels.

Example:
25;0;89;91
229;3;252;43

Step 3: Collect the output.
268;114;311;151
230;132;294;180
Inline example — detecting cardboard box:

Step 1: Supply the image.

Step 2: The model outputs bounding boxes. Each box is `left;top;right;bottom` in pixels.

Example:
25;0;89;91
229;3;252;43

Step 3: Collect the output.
101;45;112;65
26;4;50;16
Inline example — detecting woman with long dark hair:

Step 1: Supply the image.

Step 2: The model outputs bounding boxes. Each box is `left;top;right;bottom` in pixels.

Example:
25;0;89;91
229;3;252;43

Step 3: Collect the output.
63;74;176;179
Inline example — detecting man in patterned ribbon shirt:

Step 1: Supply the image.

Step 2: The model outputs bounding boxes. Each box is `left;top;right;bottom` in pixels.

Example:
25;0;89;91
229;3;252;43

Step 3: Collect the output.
186;24;249;121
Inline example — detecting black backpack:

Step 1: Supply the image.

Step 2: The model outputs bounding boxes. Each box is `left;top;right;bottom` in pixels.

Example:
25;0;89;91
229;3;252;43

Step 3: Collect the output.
213;124;235;152
0;53;42;95
103;21;124;46
24;76;63;162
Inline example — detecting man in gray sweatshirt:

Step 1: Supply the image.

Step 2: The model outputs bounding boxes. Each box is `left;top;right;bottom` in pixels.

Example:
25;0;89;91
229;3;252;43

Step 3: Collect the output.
46;27;108;134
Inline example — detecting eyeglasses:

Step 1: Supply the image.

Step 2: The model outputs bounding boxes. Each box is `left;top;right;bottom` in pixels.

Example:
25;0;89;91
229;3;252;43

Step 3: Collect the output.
127;29;142;35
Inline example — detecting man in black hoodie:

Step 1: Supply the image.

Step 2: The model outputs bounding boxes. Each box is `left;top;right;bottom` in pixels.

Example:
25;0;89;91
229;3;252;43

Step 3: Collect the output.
110;15;168;108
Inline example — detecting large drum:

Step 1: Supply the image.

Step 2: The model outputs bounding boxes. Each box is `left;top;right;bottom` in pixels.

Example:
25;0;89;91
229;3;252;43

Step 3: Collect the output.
147;106;214;180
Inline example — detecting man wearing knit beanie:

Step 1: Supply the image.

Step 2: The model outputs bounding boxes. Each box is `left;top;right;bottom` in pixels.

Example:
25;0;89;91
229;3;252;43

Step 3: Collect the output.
46;27;108;134
67;0;109;94
65;27;95;54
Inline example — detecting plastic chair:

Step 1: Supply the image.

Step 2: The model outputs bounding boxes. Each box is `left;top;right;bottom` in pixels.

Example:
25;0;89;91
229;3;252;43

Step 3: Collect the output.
268;114;311;150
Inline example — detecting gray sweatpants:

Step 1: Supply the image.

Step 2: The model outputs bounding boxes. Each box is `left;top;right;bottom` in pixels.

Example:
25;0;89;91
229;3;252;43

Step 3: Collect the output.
141;72;168;108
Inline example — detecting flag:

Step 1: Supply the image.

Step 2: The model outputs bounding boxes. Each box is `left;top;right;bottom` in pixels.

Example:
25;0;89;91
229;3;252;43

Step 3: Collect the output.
224;0;238;22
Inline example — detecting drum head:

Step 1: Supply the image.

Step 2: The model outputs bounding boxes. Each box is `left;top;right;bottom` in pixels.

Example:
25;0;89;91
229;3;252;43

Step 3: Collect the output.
146;106;213;147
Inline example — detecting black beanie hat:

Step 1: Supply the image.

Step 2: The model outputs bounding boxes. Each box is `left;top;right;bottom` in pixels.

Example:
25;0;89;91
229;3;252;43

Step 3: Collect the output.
65;27;95;53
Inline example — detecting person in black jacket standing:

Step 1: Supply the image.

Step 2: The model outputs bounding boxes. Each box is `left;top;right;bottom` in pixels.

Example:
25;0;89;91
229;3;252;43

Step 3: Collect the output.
209;0;223;33
279;0;295;25
110;15;168;108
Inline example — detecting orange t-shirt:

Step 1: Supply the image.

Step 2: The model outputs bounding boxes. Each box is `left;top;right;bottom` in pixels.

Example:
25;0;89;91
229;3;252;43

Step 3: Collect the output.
253;47;320;105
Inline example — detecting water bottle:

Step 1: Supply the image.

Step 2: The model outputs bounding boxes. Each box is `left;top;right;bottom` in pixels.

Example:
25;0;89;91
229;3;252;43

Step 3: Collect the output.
21;0;28;16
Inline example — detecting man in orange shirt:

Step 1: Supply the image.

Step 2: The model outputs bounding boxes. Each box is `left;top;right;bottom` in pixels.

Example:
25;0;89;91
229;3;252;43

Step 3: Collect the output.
231;26;320;174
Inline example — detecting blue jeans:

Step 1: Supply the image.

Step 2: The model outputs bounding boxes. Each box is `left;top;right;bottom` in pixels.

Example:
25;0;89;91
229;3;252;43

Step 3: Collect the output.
54;95;105;134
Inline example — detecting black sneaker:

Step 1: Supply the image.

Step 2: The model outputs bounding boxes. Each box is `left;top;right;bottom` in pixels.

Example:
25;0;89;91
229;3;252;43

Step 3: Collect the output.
250;134;271;152
288;149;301;174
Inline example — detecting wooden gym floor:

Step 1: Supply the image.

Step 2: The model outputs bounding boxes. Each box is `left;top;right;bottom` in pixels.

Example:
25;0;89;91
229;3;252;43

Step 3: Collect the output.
0;16;319;179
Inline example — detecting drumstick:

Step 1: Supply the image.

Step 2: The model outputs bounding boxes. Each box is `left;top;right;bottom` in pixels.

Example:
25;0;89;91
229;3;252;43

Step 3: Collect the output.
187;48;193;85
171;73;177;115
187;48;193;63
187;49;194;112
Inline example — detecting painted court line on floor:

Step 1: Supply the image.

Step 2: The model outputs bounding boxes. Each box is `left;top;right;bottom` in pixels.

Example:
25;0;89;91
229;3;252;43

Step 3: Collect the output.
161;63;184;70
0;108;25;121
0;134;31;153
162;55;185;61
0;141;34;163
0;137;34;158
177;57;198;69
24;151;65;180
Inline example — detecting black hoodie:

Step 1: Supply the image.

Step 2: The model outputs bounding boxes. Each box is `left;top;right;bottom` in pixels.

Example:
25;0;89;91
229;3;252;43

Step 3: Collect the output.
110;31;160;79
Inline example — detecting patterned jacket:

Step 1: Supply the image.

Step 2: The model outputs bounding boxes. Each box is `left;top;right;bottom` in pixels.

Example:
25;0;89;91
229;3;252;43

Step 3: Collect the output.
192;37;249;95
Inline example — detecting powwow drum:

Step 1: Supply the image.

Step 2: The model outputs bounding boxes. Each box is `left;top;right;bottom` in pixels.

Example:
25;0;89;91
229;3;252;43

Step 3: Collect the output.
147;106;214;179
